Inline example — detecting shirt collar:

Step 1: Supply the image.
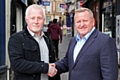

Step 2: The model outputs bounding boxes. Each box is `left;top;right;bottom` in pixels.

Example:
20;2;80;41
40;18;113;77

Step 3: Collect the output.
27;27;44;38
76;27;95;41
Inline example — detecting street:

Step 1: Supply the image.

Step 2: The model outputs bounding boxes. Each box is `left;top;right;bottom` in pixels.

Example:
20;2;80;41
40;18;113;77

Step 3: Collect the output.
59;35;71;80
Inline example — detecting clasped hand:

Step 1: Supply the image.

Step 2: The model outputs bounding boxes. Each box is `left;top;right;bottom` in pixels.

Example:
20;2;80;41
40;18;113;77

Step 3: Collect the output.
47;63;57;77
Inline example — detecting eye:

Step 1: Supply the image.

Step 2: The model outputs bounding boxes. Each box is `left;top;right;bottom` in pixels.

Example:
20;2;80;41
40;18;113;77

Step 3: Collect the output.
83;20;88;22
38;17;42;19
31;17;35;20
38;17;44;20
76;21;81;23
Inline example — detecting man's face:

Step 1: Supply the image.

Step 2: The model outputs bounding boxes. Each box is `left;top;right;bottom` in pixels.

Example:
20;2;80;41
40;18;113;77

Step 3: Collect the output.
25;7;45;34
74;11;95;38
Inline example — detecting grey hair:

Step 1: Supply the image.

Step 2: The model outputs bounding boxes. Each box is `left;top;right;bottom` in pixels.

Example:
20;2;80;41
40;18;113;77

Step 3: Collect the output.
74;8;94;18
25;4;46;18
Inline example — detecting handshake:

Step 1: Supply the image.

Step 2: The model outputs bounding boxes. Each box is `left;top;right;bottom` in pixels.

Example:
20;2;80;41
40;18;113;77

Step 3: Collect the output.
47;63;57;77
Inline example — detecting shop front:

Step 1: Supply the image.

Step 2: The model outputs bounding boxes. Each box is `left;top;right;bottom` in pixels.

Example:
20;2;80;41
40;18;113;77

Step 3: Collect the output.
0;0;8;80
116;0;120;66
102;0;116;38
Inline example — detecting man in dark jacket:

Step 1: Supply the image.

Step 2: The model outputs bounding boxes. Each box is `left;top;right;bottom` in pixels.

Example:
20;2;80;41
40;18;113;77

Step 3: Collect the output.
8;4;60;80
47;19;62;60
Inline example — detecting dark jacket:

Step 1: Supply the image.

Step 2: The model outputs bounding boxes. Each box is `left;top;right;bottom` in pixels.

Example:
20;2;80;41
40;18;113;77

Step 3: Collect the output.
47;23;62;41
8;27;60;80
55;29;118;80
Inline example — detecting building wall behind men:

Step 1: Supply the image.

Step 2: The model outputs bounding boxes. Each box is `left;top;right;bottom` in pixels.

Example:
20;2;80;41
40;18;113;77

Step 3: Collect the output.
0;0;5;66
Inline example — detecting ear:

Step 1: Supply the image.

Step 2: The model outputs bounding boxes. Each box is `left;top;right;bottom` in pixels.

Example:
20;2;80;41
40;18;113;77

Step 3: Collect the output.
25;17;28;23
43;18;45;23
92;18;95;26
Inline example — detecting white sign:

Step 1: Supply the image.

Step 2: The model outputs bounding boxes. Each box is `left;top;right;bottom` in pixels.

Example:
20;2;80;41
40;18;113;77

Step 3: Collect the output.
103;31;112;37
116;15;120;50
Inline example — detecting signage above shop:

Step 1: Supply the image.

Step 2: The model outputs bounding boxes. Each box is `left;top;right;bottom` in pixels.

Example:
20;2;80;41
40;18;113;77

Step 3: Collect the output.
78;0;87;4
60;4;68;9
102;1;112;9
42;1;50;6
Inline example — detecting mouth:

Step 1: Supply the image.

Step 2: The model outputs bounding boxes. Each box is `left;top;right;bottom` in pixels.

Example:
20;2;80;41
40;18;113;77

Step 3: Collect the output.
32;24;40;27
79;27;86;30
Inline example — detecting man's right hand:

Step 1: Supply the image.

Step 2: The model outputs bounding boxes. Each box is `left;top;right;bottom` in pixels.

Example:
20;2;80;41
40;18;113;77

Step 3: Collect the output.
47;63;57;77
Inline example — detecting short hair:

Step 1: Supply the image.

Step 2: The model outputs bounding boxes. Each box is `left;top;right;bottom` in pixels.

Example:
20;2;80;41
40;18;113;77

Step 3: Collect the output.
53;19;57;23
25;4;46;18
75;8;94;18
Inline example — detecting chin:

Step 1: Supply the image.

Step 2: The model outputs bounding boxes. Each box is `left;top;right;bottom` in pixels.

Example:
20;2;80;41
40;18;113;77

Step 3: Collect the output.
32;29;41;32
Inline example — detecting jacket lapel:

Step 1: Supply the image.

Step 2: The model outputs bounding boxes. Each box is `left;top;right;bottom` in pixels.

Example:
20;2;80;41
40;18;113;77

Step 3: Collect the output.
69;38;77;68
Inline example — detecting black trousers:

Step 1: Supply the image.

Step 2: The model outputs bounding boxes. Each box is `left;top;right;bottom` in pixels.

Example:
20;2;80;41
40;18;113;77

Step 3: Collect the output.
52;39;59;59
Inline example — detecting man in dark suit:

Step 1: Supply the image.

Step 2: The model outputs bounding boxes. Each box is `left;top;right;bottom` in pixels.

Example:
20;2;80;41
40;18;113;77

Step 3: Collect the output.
51;7;118;80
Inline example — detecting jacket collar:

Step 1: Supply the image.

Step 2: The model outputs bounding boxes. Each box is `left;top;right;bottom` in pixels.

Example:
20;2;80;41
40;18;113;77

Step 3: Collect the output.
23;26;32;37
23;26;47;38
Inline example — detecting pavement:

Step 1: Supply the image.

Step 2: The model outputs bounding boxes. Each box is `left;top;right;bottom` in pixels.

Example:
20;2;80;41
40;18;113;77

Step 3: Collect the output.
59;35;71;80
59;35;120;80
118;69;120;80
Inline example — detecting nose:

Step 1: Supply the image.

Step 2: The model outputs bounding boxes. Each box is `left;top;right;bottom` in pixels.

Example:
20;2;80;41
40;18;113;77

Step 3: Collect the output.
80;21;84;26
35;18;38;23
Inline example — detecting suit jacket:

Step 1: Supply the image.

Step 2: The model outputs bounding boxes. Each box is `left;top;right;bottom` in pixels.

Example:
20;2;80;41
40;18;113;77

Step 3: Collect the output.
8;27;60;80
55;29;118;80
